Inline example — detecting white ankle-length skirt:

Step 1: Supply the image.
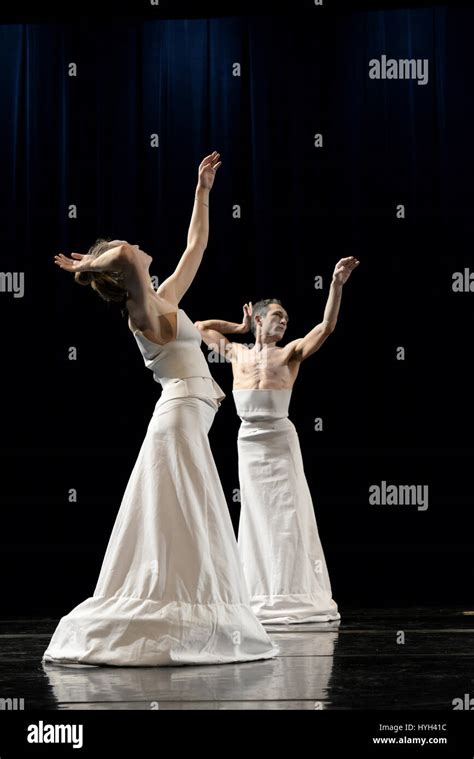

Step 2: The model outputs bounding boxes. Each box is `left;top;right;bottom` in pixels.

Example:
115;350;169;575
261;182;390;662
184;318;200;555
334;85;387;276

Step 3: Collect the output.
235;391;340;625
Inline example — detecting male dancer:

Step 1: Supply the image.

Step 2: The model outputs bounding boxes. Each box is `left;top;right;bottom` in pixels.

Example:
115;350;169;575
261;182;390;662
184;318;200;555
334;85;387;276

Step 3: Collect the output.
195;256;359;624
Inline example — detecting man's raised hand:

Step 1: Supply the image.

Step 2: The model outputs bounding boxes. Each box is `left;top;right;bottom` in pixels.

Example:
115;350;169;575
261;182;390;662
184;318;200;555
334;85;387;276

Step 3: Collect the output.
332;256;360;286
241;302;253;333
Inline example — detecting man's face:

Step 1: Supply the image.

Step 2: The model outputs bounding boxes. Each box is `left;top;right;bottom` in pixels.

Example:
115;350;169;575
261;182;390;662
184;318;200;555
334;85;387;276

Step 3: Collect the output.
259;303;289;341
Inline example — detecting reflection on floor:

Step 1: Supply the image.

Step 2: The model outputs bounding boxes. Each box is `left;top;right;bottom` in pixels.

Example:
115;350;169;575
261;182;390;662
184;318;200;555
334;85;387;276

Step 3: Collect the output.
0;608;473;710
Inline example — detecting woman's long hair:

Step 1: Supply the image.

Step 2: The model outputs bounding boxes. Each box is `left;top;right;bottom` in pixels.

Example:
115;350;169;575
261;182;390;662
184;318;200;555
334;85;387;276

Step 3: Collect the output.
74;238;129;318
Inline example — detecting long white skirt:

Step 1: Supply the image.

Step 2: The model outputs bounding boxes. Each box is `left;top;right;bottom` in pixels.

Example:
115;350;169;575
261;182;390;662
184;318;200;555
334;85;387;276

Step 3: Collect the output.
236;395;340;625
42;395;278;666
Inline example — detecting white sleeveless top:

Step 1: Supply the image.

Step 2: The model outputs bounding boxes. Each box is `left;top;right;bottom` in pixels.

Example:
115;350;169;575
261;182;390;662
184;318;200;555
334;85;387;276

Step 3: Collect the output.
130;308;225;405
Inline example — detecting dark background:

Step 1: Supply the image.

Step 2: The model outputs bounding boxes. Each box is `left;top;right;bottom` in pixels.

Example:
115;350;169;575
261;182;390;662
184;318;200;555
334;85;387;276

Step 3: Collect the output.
0;0;472;615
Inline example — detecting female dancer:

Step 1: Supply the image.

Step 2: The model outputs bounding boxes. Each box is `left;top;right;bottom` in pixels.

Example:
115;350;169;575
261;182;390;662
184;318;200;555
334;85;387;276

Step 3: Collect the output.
42;152;277;667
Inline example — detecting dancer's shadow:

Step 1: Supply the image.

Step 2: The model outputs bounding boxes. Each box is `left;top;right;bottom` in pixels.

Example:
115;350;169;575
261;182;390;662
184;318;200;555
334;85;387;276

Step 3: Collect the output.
42;628;339;708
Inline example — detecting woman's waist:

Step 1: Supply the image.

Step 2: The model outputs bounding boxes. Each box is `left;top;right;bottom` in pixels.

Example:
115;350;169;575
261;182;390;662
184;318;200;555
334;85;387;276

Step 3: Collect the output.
144;342;213;374
159;376;226;404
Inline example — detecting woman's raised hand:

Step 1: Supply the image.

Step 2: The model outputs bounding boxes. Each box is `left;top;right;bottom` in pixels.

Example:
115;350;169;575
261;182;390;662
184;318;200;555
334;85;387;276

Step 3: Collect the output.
54;252;95;273
198;151;222;190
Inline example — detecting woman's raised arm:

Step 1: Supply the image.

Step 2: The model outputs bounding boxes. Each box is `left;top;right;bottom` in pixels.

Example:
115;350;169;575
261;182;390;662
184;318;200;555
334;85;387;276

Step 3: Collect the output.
157;151;222;304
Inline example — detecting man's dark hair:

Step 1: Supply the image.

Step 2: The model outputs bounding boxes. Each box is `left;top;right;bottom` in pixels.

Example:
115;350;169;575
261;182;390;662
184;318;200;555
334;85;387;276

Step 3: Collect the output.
250;298;283;337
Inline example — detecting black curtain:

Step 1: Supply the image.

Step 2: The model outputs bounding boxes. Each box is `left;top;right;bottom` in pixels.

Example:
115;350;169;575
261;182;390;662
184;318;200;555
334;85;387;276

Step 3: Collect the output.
0;6;472;612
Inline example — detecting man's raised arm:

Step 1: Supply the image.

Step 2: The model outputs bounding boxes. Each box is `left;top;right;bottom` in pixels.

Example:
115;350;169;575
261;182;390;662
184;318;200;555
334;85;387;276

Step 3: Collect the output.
194;303;252;359
289;256;359;363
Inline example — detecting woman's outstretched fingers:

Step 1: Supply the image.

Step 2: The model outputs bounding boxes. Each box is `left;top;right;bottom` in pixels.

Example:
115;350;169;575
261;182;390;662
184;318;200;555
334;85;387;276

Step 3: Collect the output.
54;253;78;272
200;151;217;167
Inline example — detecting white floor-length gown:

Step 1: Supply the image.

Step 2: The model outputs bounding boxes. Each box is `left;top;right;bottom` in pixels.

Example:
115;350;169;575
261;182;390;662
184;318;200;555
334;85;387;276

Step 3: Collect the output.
42;309;278;666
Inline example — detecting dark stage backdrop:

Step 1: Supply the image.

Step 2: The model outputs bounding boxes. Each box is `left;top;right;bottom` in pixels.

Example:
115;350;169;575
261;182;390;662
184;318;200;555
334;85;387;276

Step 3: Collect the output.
0;3;472;615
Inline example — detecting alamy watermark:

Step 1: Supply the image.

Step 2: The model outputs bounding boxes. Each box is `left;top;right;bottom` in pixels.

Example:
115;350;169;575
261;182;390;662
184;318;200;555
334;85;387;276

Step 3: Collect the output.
369;481;429;511
369;55;429;86
27;721;83;749
206;341;271;365
0;271;25;298
452;269;474;292
0;697;25;710
452;693;474;709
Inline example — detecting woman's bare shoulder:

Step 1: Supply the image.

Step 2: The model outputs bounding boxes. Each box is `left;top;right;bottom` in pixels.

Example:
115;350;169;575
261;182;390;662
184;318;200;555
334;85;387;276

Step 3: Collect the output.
127;291;178;341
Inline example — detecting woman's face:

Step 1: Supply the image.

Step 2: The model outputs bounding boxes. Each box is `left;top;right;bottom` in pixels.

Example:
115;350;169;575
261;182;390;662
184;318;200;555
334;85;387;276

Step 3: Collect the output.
111;240;153;267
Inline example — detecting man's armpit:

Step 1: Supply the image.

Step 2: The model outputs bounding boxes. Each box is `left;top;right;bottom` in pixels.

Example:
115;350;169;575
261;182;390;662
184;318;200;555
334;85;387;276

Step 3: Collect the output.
282;339;302;364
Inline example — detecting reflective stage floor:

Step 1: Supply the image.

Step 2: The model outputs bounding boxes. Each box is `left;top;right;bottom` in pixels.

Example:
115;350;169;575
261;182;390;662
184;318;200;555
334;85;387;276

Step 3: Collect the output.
0;607;473;710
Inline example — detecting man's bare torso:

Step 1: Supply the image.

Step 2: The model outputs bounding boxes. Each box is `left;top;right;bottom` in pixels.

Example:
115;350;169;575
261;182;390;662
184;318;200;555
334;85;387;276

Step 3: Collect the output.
231;343;301;390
